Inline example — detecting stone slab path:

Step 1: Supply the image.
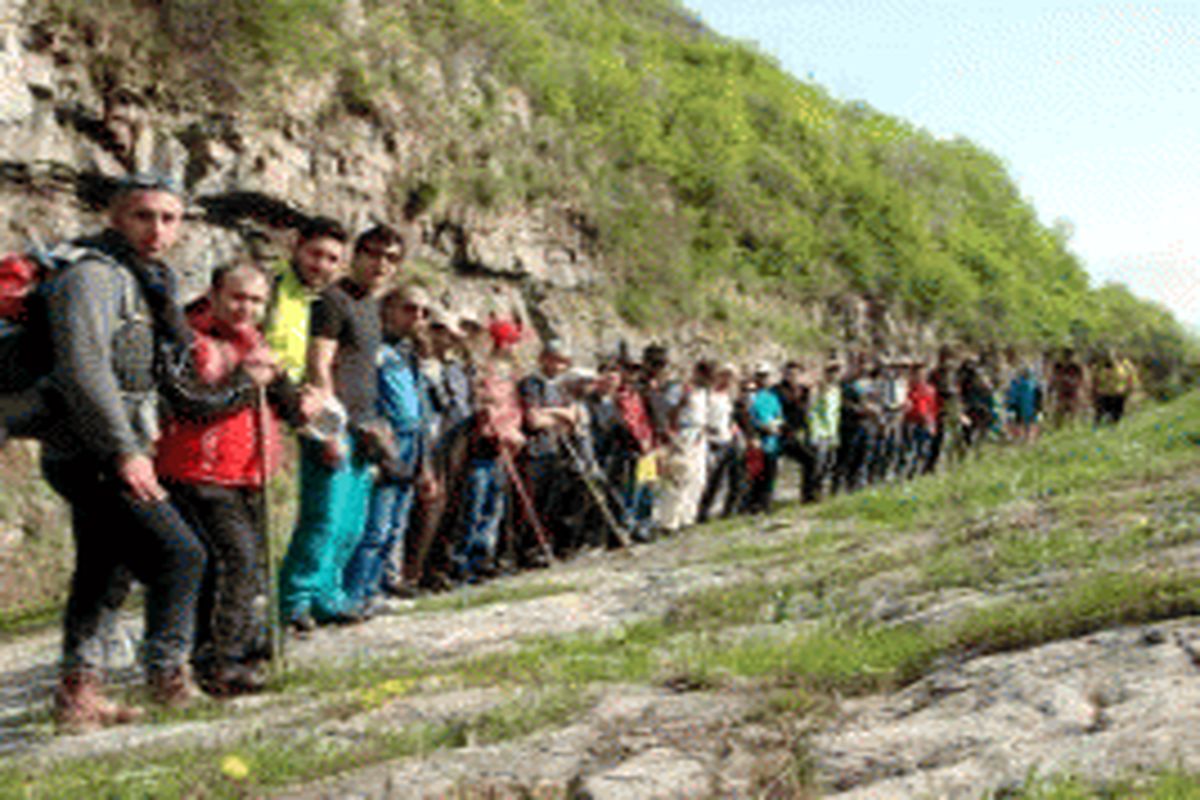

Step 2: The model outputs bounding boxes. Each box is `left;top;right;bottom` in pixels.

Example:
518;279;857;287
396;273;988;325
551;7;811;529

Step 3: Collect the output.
2;494;1199;797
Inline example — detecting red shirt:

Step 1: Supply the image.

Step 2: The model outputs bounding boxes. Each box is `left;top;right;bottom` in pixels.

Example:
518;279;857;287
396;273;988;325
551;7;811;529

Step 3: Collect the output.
155;307;283;488
905;380;940;430
616;385;655;454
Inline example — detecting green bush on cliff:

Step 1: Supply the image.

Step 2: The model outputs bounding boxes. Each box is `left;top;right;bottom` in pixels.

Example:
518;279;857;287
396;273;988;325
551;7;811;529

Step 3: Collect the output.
396;0;1190;358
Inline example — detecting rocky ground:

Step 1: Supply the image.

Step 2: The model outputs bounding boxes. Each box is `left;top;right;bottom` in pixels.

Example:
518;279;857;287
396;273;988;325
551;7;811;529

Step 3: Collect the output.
2;460;1199;800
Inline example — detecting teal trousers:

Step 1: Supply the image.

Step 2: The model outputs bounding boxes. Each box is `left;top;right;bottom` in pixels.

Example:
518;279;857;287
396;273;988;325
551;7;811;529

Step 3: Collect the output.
279;436;373;622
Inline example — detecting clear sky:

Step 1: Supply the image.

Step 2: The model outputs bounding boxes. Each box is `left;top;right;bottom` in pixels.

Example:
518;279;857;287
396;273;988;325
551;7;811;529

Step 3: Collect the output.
683;0;1200;330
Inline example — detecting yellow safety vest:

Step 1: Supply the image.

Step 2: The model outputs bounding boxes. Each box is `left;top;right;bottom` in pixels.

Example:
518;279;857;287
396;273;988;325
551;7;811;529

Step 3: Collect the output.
264;263;314;382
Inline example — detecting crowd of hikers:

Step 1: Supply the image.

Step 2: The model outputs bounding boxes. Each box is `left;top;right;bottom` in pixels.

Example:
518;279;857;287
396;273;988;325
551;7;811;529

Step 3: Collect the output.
0;176;1141;733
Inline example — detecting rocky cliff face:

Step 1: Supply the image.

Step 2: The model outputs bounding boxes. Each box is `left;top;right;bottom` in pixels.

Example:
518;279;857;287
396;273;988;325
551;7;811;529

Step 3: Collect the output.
0;0;939;367
0;0;657;362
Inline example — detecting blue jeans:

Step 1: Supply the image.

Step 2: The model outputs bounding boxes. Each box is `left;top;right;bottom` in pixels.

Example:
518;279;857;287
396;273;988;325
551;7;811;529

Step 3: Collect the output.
454;458;506;579
343;480;416;607
624;480;656;541
904;425;934;478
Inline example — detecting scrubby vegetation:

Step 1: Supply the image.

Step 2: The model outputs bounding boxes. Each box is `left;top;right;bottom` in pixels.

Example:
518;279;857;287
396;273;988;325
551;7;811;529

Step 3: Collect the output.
37;0;1198;368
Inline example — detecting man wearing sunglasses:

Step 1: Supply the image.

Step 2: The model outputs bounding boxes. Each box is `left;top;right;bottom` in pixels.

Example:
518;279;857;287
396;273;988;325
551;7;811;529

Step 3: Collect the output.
343;284;438;610
278;224;405;632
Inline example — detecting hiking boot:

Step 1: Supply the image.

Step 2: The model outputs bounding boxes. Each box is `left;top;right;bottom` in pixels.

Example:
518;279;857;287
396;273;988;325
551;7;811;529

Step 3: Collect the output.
319;607;368;627
147;665;202;710
53;668;143;734
197;663;266;698
288;612;317;638
382;578;419;599
419;570;454;593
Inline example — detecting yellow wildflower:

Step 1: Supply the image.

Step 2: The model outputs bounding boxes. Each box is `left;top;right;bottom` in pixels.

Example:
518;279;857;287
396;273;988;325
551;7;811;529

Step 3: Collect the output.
220;755;250;781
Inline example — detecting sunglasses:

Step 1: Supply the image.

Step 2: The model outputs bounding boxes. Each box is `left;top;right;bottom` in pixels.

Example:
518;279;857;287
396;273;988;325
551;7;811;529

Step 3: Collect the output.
114;172;182;197
360;246;404;263
400;302;429;317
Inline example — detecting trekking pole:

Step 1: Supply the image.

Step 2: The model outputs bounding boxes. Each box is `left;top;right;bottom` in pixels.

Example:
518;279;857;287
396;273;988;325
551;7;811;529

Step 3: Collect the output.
497;447;556;565
561;437;631;549
257;386;285;679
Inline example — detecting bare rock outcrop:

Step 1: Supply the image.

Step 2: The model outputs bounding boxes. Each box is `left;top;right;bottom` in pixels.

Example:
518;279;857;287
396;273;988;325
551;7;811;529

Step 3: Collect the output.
813;621;1200;798
0;0;629;355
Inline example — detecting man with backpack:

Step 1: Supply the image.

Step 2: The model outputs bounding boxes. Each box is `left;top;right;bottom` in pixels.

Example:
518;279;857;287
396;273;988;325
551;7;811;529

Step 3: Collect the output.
38;174;212;730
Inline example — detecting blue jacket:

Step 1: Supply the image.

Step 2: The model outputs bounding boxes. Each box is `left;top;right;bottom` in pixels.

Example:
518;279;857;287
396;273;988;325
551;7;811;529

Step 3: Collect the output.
750;387;784;456
377;339;430;481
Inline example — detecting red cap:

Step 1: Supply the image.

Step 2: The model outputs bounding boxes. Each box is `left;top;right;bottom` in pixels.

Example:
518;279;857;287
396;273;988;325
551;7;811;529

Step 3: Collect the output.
488;318;523;350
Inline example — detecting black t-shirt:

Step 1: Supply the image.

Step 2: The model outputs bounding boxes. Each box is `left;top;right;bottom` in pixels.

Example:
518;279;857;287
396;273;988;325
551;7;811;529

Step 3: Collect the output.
310;279;381;426
774;382;810;438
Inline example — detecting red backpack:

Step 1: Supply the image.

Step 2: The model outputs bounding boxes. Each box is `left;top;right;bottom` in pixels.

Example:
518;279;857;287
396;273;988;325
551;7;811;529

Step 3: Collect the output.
0;253;50;394
0;253;40;320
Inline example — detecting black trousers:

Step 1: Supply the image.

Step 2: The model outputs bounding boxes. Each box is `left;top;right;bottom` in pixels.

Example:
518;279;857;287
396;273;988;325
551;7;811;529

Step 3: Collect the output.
745;450;780;514
43;457;206;673
780;437;816;501
1095;395;1127;426
521;454;572;557
697;442;743;522
166;481;263;669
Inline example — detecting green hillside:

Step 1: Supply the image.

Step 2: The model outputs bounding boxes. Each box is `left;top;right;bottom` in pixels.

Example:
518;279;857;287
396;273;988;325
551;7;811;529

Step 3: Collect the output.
46;0;1197;370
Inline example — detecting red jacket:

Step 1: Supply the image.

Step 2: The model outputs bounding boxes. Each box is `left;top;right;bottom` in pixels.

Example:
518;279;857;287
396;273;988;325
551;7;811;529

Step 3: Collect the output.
905;380;940;431
616;384;655;454
156;307;282;488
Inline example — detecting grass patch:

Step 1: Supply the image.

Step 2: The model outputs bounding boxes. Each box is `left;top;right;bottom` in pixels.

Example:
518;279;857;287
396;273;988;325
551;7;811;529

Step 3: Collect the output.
0;687;591;799
703;538;801;566
458;567;1200;702
658;568;1200;697
0;721;465;799
668;580;791;630
1006;768;1200;799
947;570;1200;657
457;619;669;689
276;649;426;698
668;623;941;696
415;563;1200;711
816;393;1200;532
404;579;578;615
0;604;61;641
